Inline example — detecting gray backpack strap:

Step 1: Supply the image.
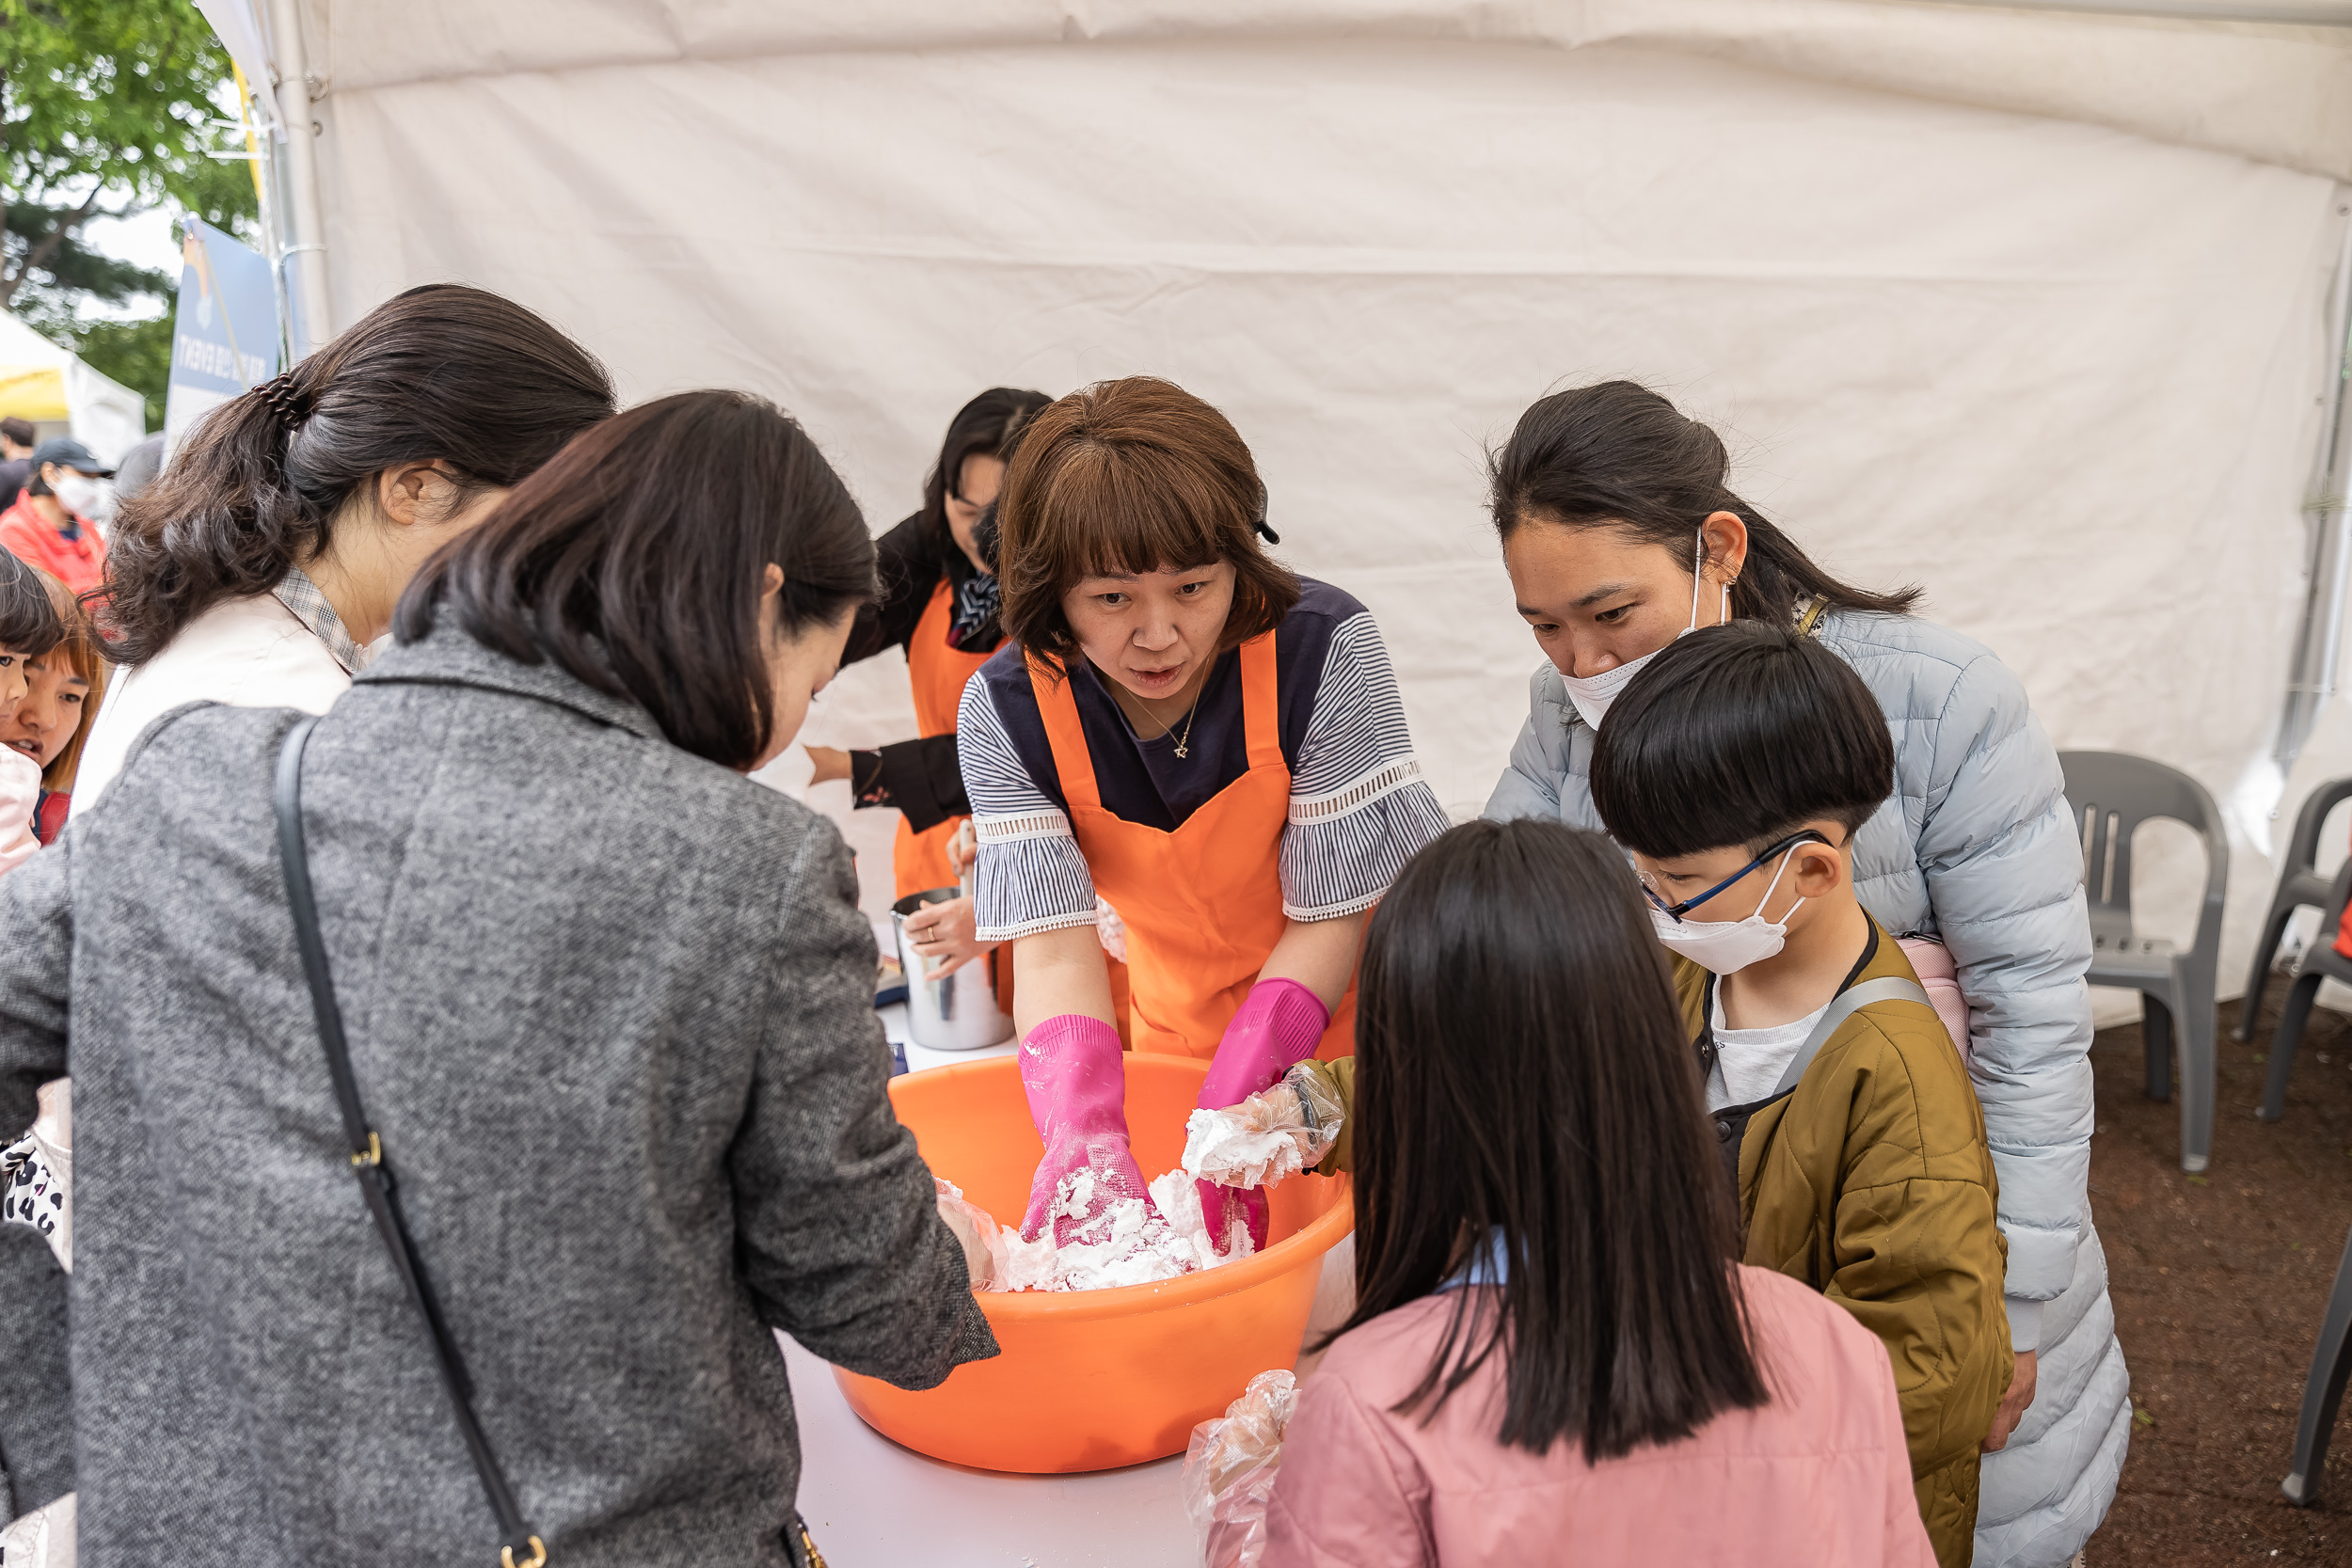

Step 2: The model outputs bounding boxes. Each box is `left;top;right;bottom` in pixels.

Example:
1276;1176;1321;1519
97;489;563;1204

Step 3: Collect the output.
1770;976;1934;1101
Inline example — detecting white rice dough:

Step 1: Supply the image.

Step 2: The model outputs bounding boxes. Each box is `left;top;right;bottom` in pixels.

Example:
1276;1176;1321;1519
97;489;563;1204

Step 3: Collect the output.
949;1171;1255;1293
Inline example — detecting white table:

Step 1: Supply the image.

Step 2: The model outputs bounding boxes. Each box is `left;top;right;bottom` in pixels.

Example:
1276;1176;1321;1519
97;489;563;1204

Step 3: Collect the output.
783;1334;1197;1568
880;997;1021;1075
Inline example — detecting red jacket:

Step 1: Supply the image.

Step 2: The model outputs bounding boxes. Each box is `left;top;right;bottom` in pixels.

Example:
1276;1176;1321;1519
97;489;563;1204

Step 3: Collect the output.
0;497;106;598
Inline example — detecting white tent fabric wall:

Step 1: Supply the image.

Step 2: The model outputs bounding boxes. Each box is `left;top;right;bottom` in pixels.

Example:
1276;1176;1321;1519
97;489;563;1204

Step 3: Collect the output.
304;1;2351;1015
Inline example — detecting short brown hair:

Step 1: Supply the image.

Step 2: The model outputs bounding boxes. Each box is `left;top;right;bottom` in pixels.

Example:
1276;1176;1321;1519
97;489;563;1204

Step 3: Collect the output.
997;377;1298;673
31;567;106;792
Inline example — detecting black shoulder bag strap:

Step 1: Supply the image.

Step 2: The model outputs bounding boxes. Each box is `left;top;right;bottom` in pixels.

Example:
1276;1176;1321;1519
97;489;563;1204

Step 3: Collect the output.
275;717;548;1568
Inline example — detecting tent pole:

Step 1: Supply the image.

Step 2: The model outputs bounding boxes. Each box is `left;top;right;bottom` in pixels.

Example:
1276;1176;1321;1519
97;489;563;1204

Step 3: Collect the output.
2268;201;2352;796
265;0;333;357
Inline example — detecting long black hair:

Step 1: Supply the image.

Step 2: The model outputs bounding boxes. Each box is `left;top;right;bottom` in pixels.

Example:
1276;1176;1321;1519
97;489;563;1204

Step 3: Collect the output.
396;390;875;770
1489;381;1919;624
101;283;614;665
1340;818;1769;1460
922;388;1051;553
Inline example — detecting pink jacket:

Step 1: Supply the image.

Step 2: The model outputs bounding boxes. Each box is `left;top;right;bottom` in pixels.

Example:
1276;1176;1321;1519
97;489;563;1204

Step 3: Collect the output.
1262;1265;1933;1568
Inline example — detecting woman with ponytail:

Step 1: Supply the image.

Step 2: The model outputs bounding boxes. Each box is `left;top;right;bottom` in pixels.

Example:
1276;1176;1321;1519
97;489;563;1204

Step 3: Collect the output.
1484;381;2123;1568
71;282;614;812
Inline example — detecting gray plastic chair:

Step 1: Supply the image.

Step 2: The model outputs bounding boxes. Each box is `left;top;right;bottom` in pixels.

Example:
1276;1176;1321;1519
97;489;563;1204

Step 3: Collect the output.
2059;752;2228;1174
2282;1220;2352;1507
2261;860;2352;1121
2236;776;2352;1042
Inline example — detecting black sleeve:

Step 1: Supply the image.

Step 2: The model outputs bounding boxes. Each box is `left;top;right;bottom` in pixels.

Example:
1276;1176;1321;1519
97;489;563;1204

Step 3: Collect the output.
842;515;941;667
850;735;968;833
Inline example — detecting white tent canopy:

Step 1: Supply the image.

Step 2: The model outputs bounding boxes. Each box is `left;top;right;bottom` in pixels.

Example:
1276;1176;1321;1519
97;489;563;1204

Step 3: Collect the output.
0;313;147;469
287;0;2350;993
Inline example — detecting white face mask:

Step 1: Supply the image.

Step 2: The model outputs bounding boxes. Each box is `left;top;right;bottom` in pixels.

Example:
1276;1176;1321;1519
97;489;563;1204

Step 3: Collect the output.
51;472;103;520
1648;844;1806;975
1560;526;1728;731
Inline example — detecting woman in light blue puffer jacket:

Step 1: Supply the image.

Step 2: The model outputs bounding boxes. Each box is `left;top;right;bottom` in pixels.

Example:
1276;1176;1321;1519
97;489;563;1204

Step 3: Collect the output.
1483;383;2128;1567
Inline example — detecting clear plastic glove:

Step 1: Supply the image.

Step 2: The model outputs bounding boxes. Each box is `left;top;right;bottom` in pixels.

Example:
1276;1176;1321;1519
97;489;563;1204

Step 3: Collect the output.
1194;979;1329;1257
1182;1370;1301;1568
1182;1063;1345;1191
1020;1015;1153;1246
933;1178;998;1291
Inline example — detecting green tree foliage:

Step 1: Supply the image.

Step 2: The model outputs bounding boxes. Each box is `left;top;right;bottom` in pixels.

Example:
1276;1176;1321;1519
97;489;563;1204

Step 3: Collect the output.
4;0;260;424
3;0;258;311
72;313;172;427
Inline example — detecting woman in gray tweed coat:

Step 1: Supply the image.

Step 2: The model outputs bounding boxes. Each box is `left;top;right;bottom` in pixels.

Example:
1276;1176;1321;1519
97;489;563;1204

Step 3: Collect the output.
0;389;996;1566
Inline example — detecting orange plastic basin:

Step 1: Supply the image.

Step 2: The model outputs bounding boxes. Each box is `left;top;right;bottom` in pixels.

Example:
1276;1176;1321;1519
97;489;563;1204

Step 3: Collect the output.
834;1052;1354;1473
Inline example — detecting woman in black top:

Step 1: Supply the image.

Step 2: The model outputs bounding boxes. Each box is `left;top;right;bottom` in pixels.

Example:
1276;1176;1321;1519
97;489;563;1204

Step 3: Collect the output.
809;387;1049;974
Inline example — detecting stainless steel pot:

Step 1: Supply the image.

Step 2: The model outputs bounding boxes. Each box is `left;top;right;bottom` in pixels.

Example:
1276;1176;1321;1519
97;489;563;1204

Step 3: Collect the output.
891;888;1014;1052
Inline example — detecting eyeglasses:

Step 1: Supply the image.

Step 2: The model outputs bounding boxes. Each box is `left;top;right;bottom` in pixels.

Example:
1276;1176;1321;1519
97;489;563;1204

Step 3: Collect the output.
1641;830;1831;924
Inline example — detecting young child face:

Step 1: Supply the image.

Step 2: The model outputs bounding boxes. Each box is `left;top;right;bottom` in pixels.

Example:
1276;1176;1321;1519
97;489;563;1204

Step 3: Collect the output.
1630;827;1852;931
6;650;87;770
0;647;33;721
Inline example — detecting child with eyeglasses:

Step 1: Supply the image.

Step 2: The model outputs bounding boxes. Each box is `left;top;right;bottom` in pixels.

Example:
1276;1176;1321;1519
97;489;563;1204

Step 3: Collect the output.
1588;619;2010;1567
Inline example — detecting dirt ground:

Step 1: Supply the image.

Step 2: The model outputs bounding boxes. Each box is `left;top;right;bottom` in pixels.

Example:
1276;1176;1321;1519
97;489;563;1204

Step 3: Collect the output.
2090;989;2352;1563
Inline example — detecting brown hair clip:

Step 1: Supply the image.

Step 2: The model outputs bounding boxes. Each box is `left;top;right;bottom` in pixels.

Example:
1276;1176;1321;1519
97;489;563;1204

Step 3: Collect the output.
255;372;311;433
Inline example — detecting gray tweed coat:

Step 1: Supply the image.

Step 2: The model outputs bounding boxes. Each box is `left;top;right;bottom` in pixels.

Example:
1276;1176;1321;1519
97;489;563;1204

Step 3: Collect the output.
0;620;996;1565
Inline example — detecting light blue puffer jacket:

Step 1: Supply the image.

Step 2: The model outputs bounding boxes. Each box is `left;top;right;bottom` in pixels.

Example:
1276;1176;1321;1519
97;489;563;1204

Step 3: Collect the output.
1486;609;2130;1566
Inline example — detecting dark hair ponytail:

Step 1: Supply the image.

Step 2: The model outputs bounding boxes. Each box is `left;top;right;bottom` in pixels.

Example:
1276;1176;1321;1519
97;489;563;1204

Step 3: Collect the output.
98;283;615;665
1488;381;1919;623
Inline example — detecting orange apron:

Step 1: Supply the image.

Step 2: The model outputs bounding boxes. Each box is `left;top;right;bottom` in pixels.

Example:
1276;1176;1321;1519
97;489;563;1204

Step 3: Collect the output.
893;578;992;900
1031;631;1355;1061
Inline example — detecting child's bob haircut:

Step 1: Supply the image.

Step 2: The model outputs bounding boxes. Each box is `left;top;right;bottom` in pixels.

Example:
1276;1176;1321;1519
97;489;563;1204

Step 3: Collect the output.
1590;620;1894;861
0;549;61;663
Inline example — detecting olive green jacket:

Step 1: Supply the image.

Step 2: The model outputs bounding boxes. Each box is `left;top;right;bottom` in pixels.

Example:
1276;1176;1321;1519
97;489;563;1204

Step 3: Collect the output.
1676;922;2010;1568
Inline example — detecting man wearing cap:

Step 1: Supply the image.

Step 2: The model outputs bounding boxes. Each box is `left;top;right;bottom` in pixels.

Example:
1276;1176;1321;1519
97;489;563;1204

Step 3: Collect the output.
0;420;36;511
0;437;113;597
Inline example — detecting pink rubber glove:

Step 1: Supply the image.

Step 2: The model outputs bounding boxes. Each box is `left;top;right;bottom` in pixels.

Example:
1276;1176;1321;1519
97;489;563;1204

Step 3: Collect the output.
1019;1013;1151;1246
1194;978;1330;1256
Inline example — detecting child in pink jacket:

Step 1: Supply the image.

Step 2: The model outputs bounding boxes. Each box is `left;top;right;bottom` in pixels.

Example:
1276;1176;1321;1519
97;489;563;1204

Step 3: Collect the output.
1260;819;1930;1568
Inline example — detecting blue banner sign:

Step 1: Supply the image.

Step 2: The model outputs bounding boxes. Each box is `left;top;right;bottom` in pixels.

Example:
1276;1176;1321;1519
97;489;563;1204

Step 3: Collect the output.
163;216;279;453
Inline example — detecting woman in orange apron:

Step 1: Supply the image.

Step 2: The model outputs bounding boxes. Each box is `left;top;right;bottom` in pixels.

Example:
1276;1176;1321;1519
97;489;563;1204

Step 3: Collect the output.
961;377;1448;1255
806;388;1049;972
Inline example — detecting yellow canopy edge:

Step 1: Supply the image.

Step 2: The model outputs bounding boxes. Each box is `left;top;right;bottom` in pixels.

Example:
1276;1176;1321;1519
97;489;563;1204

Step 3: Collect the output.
0;367;70;422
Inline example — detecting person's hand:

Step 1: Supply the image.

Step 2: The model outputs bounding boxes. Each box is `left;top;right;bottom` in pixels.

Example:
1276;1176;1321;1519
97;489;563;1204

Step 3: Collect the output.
803;745;851;785
901;894;989;979
934;1179;998;1291
947;818;978;879
1019;1016;1152;1245
1980;1349;2038;1452
1183;1069;1343;1191
1193;979;1331;1256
